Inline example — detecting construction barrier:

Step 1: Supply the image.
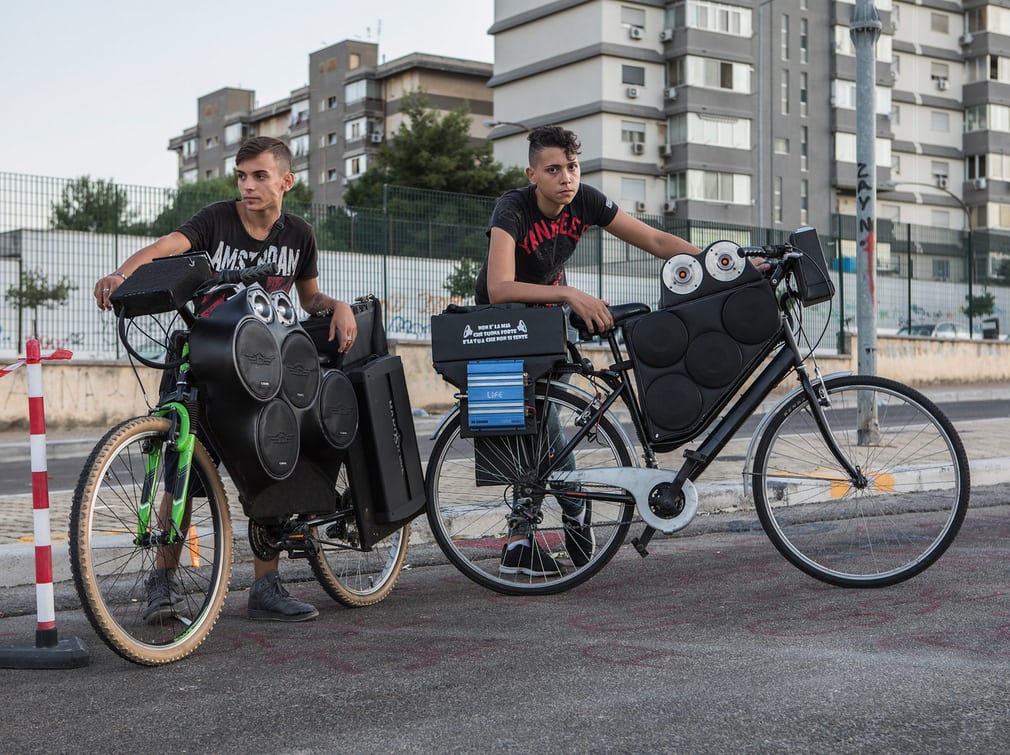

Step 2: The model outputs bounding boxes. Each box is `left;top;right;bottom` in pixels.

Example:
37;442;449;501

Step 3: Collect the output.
0;339;89;669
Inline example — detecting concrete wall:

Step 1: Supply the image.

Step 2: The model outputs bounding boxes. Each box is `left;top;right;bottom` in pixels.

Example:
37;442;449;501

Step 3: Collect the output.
2;335;1009;430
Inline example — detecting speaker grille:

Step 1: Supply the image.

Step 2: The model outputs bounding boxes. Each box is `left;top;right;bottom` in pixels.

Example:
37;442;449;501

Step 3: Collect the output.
317;370;359;449
234;318;282;400
255;399;300;480
280;331;321;409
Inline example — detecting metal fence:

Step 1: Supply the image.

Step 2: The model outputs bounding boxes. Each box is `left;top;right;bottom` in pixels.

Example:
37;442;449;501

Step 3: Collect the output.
2;171;1009;360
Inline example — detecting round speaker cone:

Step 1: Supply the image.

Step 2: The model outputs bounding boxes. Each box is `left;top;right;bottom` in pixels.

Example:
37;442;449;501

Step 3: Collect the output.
722;287;780;344
280;331;321;409
255;399;300;480
685;332;743;388
629;311;689;367
233;318;282;400
644;374;703;432
317;370;359;449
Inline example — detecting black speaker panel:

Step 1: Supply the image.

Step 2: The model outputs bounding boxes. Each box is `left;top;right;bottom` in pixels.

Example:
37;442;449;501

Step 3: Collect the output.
625;277;780;447
187;283;376;520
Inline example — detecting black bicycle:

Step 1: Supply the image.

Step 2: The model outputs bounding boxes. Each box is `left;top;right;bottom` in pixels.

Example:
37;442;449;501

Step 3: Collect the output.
69;255;418;665
424;227;970;595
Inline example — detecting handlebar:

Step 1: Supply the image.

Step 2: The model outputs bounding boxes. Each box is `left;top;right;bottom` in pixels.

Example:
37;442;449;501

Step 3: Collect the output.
199;261;278;291
737;244;796;259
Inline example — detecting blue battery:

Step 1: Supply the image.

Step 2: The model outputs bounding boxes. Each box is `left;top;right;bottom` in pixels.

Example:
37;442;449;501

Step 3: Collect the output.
466;359;527;430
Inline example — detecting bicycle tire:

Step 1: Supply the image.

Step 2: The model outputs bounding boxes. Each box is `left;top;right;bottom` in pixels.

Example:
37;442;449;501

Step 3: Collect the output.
752;375;969;587
308;460;410;606
69;416;232;665
425;381;637;595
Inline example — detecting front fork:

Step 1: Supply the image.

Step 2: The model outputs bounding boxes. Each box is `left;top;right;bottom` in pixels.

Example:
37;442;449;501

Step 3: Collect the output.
135;402;194;547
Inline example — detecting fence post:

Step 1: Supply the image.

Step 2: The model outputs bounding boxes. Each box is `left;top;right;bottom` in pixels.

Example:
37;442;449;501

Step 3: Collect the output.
0;339;89;669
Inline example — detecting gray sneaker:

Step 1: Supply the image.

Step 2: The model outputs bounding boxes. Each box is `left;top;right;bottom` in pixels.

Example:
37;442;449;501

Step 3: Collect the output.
143;568;184;624
248;571;319;622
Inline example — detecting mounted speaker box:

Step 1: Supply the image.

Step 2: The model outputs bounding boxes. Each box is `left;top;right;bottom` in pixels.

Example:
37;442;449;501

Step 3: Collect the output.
624;241;782;448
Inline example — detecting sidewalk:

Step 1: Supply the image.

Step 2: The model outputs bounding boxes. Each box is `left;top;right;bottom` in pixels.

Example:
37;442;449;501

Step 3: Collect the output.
1;382;1008;588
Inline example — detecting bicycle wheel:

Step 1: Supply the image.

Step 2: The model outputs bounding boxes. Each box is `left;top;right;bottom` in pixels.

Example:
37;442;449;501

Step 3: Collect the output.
309;461;410;607
426;381;637;595
69;416;232;665
752;375;969;587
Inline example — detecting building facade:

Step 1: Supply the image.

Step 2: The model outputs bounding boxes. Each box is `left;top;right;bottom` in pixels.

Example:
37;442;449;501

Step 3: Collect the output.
167;40;494;206
487;0;1007;248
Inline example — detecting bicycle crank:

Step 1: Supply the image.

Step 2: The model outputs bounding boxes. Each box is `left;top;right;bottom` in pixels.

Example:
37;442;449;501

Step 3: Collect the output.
550;467;698;533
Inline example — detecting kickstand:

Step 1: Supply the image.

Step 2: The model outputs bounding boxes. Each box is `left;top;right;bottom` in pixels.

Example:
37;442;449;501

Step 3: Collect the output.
632;526;656;557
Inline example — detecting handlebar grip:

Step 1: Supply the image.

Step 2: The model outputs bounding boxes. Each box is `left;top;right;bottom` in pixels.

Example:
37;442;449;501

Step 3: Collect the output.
738;244;787;259
217;262;278;286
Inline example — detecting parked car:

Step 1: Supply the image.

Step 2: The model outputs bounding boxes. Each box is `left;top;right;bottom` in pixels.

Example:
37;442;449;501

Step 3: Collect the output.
895;321;968;338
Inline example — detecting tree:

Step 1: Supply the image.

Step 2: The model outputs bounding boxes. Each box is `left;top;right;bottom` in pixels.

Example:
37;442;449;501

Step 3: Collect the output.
144;176;315;236
444;257;481;303
50;176;142;233
343;90;526;209
962;290;996;320
4;268;77;340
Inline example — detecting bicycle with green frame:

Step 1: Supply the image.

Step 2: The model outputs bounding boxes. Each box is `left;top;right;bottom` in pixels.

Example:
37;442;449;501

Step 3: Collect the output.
69;255;414;665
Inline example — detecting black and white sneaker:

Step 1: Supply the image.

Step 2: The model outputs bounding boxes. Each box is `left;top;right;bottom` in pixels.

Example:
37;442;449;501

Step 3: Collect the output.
248;571;319;622
499;540;563;577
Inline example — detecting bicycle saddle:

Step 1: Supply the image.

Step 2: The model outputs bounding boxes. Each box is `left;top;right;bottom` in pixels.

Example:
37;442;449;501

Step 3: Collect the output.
569;302;651;340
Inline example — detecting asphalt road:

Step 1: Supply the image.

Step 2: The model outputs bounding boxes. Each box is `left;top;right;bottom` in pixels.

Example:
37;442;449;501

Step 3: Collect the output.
1;493;1008;754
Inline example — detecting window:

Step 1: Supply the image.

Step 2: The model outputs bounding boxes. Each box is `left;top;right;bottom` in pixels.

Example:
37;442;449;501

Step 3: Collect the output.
290;100;309;127
800;18;808;64
182;168;198;184
294;170;309;187
800;180;808;225
781;15;789;61
345;154;368;176
223;156;236;176
931;210;951;228
621;120;647;143
929;12;949;34
831;81;893;115
224;123;243;146
345;117;367;140
181;139;197;158
349;52;360;70
622;65;646;86
930;111;950;133
671;56;751;92
800;126;808;171
204;136;218;150
668;113;750;149
933;258;950;280
800;72;808;117
321;131;338;147
774;176;783;223
892;154;901;175
774;137;789;154
966;154;987;180
345;79;367;103
325;168;339;183
291;134;309;158
621;5;646;29
781;69;790;115
968;5;1010;34
833;133;892;166
669;169;752;204
673;0;752;36
620;177;647;202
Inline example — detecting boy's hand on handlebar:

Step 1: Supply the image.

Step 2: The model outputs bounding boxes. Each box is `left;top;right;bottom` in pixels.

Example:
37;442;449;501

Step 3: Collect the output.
567;289;613;334
329;301;358;353
94;274;125;311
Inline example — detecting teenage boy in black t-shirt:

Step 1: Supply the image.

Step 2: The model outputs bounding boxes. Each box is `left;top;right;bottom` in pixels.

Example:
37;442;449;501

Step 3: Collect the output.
94;136;356;623
476;124;703;576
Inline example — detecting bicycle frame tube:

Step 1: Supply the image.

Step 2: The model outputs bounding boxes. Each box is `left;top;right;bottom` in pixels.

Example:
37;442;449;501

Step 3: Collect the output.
152;401;196;544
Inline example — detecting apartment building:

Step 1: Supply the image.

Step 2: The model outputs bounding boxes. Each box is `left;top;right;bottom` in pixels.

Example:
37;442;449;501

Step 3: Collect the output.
167;40;494;206
487;0;1005;255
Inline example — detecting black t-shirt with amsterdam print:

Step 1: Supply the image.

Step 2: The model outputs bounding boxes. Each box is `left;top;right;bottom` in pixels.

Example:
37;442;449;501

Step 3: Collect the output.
475;183;619;304
176;200;319;314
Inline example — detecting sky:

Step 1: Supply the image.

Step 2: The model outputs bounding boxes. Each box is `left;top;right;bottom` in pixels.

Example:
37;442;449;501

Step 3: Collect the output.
0;0;495;188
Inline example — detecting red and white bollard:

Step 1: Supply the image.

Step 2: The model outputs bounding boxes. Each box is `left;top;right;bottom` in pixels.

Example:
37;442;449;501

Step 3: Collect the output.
0;339;88;669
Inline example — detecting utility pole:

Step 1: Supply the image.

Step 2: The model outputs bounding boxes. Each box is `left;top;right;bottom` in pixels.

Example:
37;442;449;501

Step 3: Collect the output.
850;0;881;443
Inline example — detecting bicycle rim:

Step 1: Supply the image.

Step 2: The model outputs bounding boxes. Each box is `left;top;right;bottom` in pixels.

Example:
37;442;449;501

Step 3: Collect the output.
752;376;969;587
425;382;636;595
309;461;410;607
69;416;232;665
